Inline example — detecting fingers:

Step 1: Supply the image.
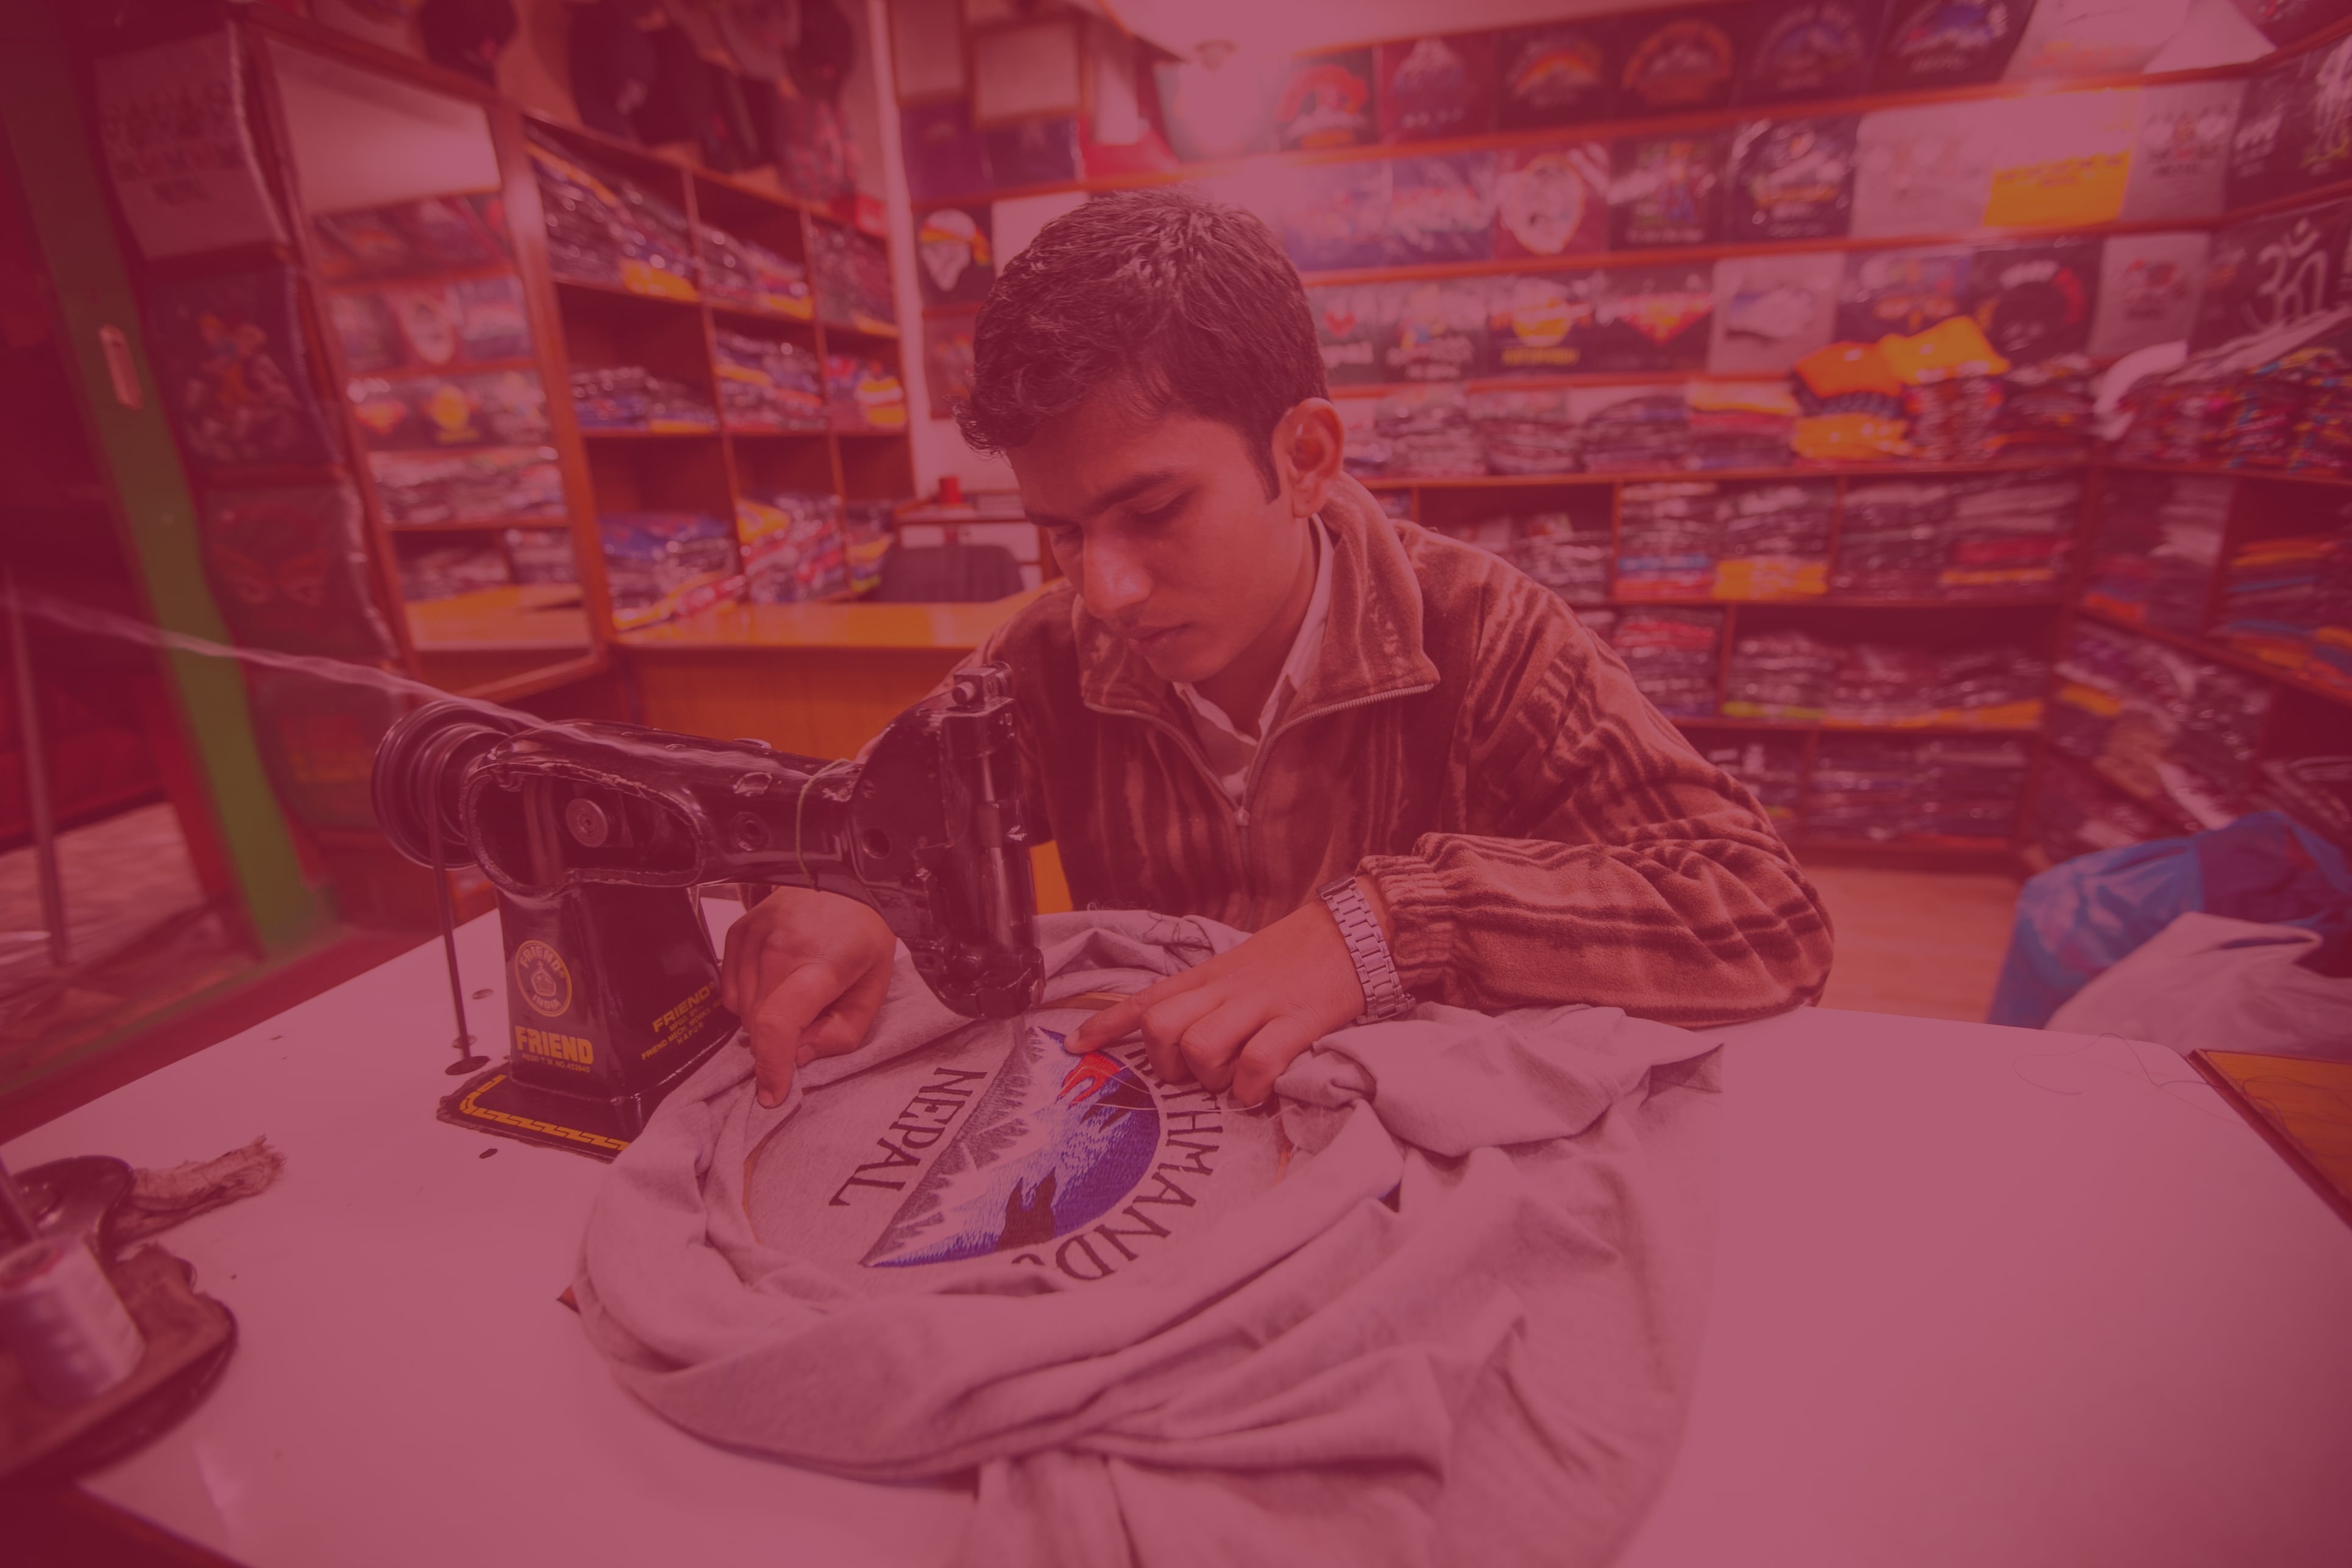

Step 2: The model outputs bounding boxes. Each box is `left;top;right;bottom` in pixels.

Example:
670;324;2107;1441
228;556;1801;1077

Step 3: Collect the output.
749;959;846;1107
1230;1016;1321;1109
1173;1003;1260;1095
1070;966;1207;1052
1136;987;1222;1083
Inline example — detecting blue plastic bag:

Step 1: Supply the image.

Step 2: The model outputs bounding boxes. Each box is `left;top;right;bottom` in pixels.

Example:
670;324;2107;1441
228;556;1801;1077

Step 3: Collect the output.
1990;812;2352;1028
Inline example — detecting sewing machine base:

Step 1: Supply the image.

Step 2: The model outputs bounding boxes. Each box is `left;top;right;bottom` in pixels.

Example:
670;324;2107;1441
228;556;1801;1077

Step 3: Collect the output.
436;1037;731;1161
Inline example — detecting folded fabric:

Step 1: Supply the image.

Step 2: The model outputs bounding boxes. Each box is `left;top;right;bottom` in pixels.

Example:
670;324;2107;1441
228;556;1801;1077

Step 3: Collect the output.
573;909;1725;1568
2049;912;2352;1062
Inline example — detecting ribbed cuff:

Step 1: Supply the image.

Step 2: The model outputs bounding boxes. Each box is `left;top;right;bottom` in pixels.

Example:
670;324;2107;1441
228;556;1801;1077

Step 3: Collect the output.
1355;853;1457;1006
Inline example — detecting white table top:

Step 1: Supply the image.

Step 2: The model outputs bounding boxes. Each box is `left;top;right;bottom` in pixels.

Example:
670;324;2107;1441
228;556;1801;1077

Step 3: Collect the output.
7;909;2350;1567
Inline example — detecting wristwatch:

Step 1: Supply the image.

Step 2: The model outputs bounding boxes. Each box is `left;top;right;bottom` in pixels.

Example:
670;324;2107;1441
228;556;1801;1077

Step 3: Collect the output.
1317;875;1415;1025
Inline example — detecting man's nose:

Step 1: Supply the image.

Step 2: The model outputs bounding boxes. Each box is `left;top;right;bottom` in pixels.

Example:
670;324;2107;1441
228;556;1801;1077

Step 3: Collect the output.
1081;539;1151;621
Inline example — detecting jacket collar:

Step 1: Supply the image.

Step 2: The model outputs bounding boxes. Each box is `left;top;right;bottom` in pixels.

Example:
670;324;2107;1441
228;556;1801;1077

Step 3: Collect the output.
1073;473;1440;722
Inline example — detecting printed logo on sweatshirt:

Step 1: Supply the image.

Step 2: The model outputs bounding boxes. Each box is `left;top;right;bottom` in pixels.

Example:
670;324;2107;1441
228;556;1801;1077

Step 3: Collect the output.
824;1024;1234;1282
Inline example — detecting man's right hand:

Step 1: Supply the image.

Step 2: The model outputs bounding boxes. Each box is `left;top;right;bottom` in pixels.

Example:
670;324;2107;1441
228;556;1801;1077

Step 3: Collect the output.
718;889;897;1107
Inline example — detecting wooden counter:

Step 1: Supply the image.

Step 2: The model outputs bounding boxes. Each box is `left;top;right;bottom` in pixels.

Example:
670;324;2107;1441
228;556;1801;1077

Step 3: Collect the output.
615;587;1068;908
615;589;1046;761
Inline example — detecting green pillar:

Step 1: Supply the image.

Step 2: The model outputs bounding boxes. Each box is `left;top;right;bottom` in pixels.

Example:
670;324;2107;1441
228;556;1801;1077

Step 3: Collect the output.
0;6;325;952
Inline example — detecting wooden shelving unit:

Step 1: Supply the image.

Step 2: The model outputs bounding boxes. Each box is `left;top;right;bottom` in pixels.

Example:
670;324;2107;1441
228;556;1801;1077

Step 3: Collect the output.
524;113;914;625
2032;462;2352;864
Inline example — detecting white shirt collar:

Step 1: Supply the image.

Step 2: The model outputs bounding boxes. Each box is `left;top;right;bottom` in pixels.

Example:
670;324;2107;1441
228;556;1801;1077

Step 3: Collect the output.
1178;514;1334;744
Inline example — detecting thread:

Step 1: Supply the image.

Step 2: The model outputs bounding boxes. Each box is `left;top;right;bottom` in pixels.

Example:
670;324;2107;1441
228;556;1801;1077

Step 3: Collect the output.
0;1235;146;1405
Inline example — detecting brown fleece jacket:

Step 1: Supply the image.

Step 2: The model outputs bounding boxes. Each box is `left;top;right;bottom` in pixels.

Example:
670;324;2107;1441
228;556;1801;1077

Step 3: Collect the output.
947;475;1834;1028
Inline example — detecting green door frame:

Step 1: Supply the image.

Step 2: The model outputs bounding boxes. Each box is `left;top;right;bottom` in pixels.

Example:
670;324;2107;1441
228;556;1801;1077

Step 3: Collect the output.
0;4;325;953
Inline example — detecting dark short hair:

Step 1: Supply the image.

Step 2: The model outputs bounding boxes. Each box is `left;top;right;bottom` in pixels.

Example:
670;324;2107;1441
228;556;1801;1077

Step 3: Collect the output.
955;189;1328;496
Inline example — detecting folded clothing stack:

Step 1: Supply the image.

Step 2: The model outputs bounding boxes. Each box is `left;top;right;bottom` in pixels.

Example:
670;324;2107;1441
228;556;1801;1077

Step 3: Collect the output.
1469;389;1580;476
2030;761;2178;863
1578;393;1692;472
370;446;565;527
1823;641;2046;729
1699;735;1804;825
503;528;577;585
841;501;895;596
810;225;897;331
569;366;718;432
1805;734;2032;844
739;492;847;604
2213;528;2352;687
1605;607;1722;718
2286;355;2352;473
2080;474;2231;632
528;135;697;299
1714;481;1831;598
696;223;811;318
599;513;741;629
1377;388;1486;478
2049;621;2272;826
713;330;827;431
1722;629;1840;720
1903;376;2004;462
1940;473;2079;597
397;542;507;602
1617;482;1719;599
1512;510;1612;604
1995;356;2094;457
2116;309;2352;474
1684;383;1796;471
1835;480;1952;597
825;355;909;433
1340;398;1393;480
2251;755;2352;851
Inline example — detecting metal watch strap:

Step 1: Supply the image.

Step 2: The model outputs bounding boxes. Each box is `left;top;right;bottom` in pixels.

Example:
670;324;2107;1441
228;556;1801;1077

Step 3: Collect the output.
1317;875;1414;1025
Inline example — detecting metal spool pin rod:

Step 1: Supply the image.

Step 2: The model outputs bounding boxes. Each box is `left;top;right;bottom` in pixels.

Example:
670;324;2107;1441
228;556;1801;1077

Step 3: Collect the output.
4;567;68;968
423;772;489;1076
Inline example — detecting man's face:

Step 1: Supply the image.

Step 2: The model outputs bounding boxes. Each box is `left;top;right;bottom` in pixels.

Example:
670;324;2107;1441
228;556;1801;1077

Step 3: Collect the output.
1012;392;1310;687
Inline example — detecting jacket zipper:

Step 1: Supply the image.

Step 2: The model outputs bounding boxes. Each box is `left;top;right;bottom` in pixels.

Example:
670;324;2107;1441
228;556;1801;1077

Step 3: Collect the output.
1088;681;1435;903
1237;685;1435;878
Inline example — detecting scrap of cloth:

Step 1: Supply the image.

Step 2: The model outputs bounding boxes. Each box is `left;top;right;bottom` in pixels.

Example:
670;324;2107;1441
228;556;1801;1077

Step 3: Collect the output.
573;910;1725;1568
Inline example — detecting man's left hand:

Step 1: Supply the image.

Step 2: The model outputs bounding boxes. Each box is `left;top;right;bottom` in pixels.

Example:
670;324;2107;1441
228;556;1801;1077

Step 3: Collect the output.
1065;880;1387;1106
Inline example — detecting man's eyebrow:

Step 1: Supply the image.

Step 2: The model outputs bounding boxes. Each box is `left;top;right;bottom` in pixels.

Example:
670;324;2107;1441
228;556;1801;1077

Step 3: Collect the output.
1028;470;1184;530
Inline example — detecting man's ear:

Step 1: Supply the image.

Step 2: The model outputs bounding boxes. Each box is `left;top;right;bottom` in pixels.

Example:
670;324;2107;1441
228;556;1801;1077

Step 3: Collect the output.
1273;399;1346;518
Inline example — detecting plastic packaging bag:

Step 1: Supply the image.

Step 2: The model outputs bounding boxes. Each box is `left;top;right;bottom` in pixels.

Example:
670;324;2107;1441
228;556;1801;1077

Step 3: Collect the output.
1990;811;2352;1028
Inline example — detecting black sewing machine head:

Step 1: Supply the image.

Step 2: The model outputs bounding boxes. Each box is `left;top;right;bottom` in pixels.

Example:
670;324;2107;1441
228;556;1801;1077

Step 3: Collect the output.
372;665;1042;1157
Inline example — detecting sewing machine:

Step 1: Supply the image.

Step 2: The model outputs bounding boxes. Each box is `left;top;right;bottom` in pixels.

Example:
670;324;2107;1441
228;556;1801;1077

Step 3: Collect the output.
369;664;1042;1157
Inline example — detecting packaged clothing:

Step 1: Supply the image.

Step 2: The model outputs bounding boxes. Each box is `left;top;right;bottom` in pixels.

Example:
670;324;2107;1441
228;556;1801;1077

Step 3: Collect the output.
575;911;1725;1568
1710;252;1842;375
1991;811;2352;1026
2049;912;2352;1061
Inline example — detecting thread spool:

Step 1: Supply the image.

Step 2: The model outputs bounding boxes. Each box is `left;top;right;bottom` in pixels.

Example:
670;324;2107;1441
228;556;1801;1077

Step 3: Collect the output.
0;1235;146;1405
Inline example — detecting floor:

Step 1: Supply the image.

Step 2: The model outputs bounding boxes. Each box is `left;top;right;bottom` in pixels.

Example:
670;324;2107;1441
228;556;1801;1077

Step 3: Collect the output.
1803;862;2024;1023
0;800;250;1096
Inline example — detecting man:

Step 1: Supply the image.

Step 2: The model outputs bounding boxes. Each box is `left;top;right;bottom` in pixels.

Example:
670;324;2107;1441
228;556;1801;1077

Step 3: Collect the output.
721;191;1832;1109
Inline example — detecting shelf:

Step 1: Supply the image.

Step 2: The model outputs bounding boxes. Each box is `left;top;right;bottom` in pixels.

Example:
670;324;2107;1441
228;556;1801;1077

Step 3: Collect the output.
835;426;912;439
386;518;563;534
1792;836;2020;864
1606;595;2062;610
2100;459;2352;490
724;425;832;440
613;588;1046;652
1368;457;2087;489
914;50;2292;216
708;300;818;330
1675;716;2043;736
2075;606;2352;711
820;317;902;344
1297;216;2232;291
322;261;518;292
579;426;722;440
551;273;702;309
